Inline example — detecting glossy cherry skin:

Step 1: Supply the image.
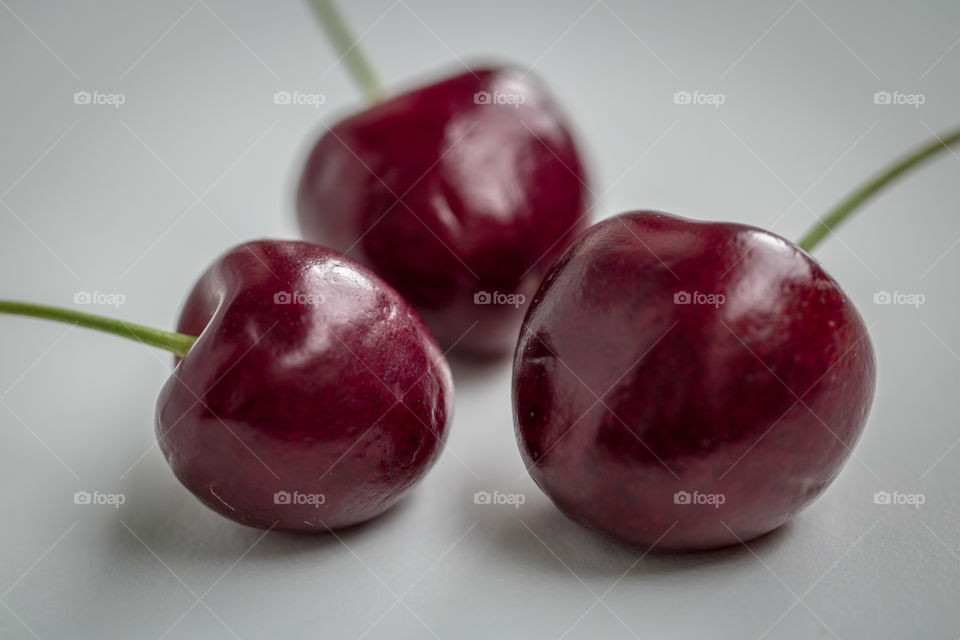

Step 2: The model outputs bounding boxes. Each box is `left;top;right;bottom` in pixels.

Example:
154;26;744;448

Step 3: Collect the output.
513;212;876;551
155;240;453;532
297;66;590;356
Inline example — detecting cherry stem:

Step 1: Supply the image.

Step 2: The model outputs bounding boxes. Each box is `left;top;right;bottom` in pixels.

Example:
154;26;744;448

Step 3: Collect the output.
799;124;960;253
0;300;196;357
306;0;385;103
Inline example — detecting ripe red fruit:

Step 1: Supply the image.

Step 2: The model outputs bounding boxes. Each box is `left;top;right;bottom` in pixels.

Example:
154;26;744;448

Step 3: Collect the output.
297;67;590;356
513;211;876;551
156;240;452;531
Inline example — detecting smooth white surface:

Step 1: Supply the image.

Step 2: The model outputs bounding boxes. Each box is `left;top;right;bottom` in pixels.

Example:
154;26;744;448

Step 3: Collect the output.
0;1;958;638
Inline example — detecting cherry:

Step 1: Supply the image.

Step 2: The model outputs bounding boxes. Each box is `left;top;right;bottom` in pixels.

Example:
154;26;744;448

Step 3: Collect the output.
297;2;590;356
159;240;452;531
513;211;875;550
512;126;960;551
1;240;452;532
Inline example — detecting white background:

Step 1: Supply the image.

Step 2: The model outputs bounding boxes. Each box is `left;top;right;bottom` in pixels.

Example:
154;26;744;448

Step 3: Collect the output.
1;1;958;638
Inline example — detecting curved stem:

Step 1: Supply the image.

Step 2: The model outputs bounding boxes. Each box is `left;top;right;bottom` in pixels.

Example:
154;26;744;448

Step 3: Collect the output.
798;124;960;252
0;300;196;357
306;0;385;102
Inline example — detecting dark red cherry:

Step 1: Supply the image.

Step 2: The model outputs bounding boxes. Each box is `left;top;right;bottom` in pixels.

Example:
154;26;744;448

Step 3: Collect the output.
297;67;590;356
513;211;876;551
156;240;452;532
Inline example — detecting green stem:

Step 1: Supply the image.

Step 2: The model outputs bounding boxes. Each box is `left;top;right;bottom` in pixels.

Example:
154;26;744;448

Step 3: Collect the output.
306;0;385;102
0;300;196;357
798;124;960;252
